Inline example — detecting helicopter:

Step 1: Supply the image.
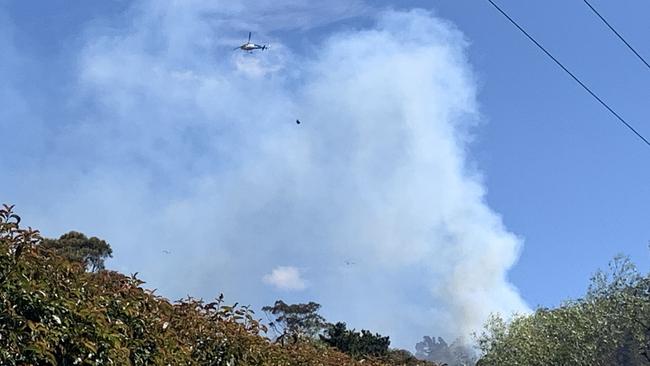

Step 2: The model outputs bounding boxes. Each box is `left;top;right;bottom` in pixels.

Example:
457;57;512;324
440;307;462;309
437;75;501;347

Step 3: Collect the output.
234;32;268;52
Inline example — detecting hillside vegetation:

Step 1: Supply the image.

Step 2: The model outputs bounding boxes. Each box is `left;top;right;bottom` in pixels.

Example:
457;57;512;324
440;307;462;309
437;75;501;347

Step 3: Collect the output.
2;202;648;366
0;204;434;366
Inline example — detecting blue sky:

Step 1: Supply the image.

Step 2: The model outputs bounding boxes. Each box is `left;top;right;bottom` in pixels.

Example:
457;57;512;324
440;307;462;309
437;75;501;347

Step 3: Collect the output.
428;0;650;306
2;0;649;349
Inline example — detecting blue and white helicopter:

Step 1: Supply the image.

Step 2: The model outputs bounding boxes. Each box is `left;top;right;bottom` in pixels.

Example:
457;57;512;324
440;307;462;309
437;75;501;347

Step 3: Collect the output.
234;32;268;52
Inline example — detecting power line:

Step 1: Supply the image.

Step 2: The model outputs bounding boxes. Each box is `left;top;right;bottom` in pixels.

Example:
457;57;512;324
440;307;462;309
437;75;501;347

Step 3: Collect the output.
485;0;650;148
582;0;650;72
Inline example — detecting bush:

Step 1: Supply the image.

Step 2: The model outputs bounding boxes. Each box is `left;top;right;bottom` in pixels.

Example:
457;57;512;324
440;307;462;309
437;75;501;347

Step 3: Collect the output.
476;255;650;366
0;204;428;365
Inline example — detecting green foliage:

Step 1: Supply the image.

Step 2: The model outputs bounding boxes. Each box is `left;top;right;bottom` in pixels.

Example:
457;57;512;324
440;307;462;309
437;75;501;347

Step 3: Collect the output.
476;255;650;366
0;204;409;366
261;300;437;365
262;300;327;343
320;322;390;359
41;231;113;272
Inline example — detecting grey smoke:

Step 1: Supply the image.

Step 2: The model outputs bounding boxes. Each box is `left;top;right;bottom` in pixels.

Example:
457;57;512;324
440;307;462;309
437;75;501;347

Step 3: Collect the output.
2;1;529;349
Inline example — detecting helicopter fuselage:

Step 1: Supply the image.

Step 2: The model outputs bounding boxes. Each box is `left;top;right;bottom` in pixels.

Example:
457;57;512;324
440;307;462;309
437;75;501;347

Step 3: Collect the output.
240;43;265;51
235;33;267;52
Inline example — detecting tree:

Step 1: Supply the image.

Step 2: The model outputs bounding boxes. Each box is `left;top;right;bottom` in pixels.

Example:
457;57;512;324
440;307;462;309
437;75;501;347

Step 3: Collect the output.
476;255;650;366
41;231;112;272
415;336;477;366
416;336;452;364
262;300;327;343
320;322;391;359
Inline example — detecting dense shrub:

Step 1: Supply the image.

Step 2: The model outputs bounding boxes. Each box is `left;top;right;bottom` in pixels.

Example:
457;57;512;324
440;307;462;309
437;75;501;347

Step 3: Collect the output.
320;322;390;358
476;255;650;366
0;205;436;365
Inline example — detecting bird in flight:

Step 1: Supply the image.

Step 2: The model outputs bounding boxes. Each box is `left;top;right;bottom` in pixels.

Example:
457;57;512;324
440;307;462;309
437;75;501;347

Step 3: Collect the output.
296;119;301;124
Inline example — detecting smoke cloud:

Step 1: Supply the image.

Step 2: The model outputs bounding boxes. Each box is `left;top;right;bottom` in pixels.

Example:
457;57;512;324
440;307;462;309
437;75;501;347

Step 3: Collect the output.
2;1;529;349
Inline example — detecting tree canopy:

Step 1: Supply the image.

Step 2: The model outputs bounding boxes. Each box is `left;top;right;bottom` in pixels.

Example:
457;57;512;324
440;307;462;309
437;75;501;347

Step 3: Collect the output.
415;336;477;366
320;322;391;359
476;255;650;366
262;300;327;343
41;231;113;272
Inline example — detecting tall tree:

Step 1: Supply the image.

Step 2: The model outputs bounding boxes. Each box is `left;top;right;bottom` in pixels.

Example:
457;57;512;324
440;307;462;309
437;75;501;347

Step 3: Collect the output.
262;300;327;343
416;336;452;363
415;336;476;366
41;231;112;272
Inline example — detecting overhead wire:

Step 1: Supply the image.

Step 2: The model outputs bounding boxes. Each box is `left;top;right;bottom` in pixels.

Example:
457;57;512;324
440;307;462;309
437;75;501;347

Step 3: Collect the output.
485;0;650;148
582;0;650;72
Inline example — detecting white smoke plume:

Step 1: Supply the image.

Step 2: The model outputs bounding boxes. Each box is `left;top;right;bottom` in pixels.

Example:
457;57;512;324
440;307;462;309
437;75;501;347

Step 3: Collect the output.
2;1;529;349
